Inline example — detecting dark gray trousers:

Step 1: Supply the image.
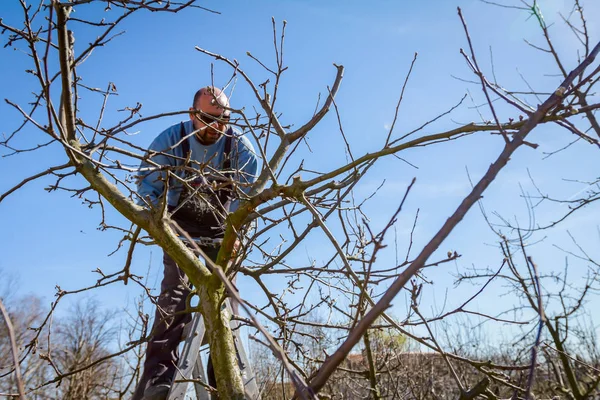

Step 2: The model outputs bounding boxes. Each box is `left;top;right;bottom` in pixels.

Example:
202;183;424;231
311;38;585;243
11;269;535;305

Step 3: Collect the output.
132;247;219;400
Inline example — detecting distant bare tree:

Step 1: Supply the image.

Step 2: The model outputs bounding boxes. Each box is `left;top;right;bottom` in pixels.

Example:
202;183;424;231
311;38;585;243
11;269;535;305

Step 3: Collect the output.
50;300;121;400
0;294;143;399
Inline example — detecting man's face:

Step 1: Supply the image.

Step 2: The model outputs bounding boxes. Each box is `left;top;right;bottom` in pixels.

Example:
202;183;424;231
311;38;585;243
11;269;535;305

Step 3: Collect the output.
191;109;229;145
190;92;230;145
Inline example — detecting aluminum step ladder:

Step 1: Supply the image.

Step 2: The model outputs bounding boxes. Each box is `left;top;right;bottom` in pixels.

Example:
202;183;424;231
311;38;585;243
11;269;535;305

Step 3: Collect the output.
167;300;260;400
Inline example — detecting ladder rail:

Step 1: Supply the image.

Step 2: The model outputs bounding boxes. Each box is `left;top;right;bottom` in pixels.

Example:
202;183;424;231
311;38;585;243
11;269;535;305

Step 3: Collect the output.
168;306;207;400
192;352;210;400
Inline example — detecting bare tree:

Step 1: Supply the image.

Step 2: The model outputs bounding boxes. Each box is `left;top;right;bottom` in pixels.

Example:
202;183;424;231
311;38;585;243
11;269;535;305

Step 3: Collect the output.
51;300;122;400
1;0;600;399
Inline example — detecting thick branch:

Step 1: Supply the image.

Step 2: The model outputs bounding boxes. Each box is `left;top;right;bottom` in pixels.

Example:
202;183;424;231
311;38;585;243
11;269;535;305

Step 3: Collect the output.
54;2;76;144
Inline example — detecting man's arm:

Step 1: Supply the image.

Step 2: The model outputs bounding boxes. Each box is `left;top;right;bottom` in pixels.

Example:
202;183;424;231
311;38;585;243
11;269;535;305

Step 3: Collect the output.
137;126;180;207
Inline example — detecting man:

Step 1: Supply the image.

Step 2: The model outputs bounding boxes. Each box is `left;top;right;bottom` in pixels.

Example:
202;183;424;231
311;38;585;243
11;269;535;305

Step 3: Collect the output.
133;86;258;400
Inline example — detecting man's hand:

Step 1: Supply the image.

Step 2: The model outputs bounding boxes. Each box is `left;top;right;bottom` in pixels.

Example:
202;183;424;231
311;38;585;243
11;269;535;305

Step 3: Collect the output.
231;238;242;260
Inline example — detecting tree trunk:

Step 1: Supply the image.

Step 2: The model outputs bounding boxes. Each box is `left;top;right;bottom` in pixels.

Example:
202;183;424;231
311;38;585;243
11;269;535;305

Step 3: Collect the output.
198;279;245;399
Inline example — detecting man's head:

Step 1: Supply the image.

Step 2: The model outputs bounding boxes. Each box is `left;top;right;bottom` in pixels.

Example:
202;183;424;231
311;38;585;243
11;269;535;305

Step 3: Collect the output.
189;86;231;145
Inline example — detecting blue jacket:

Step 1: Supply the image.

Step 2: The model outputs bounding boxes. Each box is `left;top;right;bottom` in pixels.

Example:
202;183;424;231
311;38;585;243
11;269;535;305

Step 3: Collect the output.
137;120;259;211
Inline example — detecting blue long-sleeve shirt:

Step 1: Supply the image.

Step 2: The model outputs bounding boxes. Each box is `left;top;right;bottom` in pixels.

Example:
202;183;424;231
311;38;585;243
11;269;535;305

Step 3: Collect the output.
137;120;258;212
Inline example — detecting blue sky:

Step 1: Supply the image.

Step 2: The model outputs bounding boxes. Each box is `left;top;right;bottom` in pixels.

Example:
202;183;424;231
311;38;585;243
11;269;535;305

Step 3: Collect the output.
1;0;599;344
